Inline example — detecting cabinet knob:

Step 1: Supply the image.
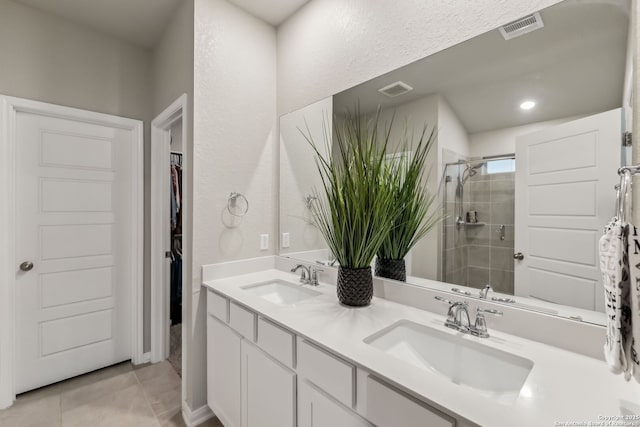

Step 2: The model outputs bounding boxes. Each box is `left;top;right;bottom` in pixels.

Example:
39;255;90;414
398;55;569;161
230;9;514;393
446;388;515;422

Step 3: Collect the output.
513;252;524;261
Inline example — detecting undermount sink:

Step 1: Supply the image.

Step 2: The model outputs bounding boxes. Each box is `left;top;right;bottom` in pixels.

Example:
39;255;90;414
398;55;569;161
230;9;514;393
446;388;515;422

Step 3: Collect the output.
364;320;534;402
241;280;322;305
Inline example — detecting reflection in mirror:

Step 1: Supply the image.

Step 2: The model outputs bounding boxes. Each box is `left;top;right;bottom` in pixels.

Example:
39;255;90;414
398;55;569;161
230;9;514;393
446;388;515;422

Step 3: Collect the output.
279;0;632;325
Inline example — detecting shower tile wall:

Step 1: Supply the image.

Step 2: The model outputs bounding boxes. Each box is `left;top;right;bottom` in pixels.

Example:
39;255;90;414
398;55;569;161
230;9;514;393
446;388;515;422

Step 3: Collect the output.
465;171;515;293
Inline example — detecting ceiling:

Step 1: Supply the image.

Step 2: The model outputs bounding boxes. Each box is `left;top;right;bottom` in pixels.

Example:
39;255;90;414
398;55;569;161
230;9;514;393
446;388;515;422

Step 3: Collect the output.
334;0;631;134
227;0;310;26
13;0;309;48
13;0;182;48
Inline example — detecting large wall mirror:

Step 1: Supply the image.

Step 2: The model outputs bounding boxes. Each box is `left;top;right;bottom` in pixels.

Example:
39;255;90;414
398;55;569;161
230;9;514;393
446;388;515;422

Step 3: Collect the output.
279;0;632;325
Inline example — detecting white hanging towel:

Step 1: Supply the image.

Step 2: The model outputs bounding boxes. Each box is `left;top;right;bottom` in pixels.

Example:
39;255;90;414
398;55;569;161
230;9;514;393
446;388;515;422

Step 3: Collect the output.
599;221;632;376
625;224;640;381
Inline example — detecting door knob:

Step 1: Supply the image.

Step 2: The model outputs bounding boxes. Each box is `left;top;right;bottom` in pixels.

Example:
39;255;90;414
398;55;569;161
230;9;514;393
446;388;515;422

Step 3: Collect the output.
20;261;34;271
513;253;524;261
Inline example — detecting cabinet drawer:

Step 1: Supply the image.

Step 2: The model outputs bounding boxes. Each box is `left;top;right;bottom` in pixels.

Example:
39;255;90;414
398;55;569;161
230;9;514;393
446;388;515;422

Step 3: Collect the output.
229;301;256;341
365;376;455;427
257;317;295;368
207;290;229;322
297;338;354;407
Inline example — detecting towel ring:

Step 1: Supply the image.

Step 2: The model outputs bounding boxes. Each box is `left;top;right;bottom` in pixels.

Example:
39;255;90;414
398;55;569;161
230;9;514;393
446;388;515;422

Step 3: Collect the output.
228;192;249;217
304;194;318;209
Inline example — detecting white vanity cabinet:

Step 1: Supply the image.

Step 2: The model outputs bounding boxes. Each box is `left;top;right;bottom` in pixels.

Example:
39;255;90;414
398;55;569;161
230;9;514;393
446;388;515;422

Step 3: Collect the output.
207;290;296;427
241;341;296;427
206;288;463;427
299;380;372;427
207;315;241;427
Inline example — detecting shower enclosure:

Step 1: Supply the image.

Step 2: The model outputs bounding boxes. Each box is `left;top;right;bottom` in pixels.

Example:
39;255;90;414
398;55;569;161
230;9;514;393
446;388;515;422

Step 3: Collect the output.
441;157;516;294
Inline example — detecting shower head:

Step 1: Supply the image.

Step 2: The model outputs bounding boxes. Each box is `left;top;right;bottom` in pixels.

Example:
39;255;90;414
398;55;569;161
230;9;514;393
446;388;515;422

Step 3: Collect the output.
460;161;485;184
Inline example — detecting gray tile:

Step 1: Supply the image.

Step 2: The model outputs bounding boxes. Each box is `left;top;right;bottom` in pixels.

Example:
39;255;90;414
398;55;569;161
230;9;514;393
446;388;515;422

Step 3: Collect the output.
491;247;515;271
16;362;133;406
490;201;515;225
465;223;491;246
468;245;490;268
489;172;515;181
490;179;515;203
467;266;491;288
157;408;186;427
492;269;515;294
469;181;490;203
135;362;182;416
60;362;134;395
61;372;138;412
444;248;457;274
490;225;514;248
0;394;61;427
61;384;159;427
455;246;467;270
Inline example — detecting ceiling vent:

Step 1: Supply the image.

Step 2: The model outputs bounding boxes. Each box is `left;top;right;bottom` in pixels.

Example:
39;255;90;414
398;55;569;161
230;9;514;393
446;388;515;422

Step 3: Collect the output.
499;12;544;40
378;81;413;98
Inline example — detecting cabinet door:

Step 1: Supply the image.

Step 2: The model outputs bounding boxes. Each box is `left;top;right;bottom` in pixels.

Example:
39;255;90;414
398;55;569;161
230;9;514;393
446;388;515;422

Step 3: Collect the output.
241;341;296;427
207;315;242;427
299;380;372;427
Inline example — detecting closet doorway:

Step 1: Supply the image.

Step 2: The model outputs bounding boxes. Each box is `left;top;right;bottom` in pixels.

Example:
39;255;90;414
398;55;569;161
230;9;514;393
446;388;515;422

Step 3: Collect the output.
150;95;187;384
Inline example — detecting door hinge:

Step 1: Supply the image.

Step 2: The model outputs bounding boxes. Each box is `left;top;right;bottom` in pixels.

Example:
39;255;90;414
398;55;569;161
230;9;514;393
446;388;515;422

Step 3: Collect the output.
165;251;172;258
623;131;632;147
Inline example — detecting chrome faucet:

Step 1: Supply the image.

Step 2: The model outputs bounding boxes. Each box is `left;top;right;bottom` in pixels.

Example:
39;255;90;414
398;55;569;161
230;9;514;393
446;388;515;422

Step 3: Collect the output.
435;296;503;338
435;296;471;332
291;264;311;284
479;284;492;299
308;267;323;286
470;307;503;338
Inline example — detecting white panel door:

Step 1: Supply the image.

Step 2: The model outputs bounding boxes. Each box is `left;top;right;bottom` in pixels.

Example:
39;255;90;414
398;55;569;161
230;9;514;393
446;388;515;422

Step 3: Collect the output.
514;109;621;312
15;111;136;393
242;340;296;427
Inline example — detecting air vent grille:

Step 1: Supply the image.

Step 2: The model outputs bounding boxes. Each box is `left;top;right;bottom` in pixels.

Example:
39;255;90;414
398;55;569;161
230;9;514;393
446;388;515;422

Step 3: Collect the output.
499;12;544;40
378;81;413;98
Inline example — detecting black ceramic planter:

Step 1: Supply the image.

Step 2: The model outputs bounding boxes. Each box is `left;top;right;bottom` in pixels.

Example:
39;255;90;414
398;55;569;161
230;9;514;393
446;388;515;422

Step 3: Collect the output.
375;258;406;282
337;266;373;307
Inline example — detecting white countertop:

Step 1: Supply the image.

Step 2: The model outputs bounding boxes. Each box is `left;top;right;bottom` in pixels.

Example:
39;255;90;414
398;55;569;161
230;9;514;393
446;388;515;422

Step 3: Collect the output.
203;269;639;427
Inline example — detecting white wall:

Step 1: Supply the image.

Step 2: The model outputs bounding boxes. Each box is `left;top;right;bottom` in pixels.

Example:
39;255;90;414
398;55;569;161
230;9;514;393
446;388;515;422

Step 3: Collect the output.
468;116;581;158
0;0;158;350
152;0;195;408
0;0;153;122
437;97;470;176
279;97;332;255
192;0;277;409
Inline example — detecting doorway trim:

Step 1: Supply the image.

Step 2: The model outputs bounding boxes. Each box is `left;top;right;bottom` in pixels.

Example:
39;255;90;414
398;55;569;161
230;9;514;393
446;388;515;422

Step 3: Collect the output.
150;94;187;364
0;95;144;409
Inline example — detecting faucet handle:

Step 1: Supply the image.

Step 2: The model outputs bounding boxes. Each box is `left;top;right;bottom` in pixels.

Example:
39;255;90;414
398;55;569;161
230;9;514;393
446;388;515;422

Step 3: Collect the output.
471;307;503;338
434;295;455;305
477;307;503;316
309;267;323;285
291;264;310;284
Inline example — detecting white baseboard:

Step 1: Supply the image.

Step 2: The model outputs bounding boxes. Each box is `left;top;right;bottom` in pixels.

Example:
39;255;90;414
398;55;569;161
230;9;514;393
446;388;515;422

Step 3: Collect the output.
141;352;151;364
182;402;215;427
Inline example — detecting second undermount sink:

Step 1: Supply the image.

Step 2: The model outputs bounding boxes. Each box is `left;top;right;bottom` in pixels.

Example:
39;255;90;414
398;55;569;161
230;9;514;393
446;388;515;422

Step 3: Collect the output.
364;320;534;402
241;280;322;305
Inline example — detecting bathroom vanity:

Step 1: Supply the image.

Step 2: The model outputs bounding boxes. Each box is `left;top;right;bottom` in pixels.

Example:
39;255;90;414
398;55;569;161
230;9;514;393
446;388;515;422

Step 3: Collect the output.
203;269;637;427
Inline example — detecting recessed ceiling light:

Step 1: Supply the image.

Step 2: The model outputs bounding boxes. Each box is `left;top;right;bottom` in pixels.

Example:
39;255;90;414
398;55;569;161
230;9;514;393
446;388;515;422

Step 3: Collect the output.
520;100;536;110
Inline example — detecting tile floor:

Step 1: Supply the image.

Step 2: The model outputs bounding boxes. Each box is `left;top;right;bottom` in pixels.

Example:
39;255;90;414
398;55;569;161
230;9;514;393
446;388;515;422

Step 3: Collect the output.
0;361;223;427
